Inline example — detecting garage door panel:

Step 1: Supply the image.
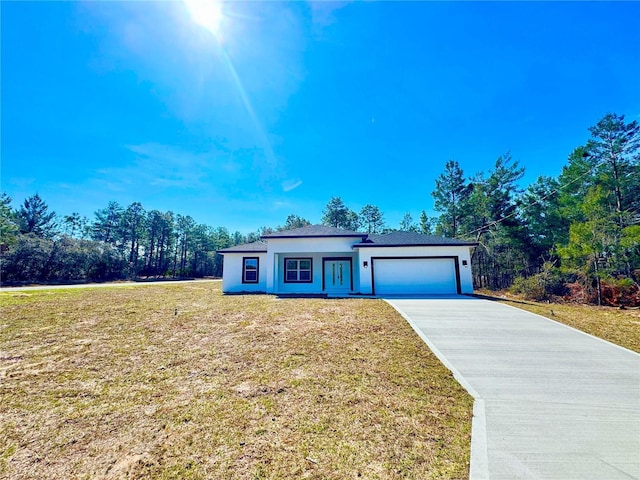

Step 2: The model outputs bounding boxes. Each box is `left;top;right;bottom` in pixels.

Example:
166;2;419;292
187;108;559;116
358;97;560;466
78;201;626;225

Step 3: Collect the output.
373;258;458;294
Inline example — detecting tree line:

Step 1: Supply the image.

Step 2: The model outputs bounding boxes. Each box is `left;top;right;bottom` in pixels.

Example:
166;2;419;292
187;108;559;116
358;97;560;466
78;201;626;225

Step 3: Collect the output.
1;113;638;304
0;195;341;283
1;197;243;283
429;113;639;304
0;194;433;286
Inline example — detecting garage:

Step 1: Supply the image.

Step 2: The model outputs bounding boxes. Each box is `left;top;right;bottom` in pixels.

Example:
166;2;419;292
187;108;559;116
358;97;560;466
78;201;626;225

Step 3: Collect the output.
372;257;460;295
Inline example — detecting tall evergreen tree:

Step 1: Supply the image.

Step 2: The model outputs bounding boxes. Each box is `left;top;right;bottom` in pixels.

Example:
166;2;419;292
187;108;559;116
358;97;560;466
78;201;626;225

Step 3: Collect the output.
143;210;174;276
360;204;385;233
92;201;123;245
432;160;472;237
121;202;146;267
230;230;245;245
557;186;619;305
556;146;596;226
419;210;434;235
345;210;361;231
586;113;639;227
213;227;234;277
279;214;311;231
518;176;568;257
458;155;528;289
399;212;418;232
190;223;214;276
62;212;89;239
174;214;196;276
157;211;175;275
322;197;360;230
17;194;57;238
322;197;349;228
0;193;19;247
484;153;525;225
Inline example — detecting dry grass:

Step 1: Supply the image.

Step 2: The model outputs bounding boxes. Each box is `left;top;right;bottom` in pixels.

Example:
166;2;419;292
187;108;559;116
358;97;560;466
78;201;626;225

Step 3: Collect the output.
0;283;472;479
477;290;640;353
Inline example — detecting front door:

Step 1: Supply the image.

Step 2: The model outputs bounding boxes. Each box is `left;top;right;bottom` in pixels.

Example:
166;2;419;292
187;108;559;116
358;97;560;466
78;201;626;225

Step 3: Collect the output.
323;259;352;292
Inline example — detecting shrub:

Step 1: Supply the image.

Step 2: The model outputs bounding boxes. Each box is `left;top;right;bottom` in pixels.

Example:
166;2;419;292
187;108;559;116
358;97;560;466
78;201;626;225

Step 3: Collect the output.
0;234;54;283
0;235;126;285
510;276;546;301
510;265;569;301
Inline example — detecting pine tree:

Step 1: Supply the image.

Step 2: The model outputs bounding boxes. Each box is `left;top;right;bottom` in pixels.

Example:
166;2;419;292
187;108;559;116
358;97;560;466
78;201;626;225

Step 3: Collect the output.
432;160;472;237
92;201;123;245
322;197;360;230
321;197;349;228
280;214;311;231
586;113;640;227
17;194;57;238
399;212;417;232
0;193;19;247
360;204;384;233
419;211;433;235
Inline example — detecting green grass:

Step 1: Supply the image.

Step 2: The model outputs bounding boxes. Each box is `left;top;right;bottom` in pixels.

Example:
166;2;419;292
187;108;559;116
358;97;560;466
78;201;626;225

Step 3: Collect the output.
0;283;472;479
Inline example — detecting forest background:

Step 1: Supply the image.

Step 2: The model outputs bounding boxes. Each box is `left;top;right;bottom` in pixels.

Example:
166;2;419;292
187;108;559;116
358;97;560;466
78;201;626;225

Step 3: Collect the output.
2;113;638;306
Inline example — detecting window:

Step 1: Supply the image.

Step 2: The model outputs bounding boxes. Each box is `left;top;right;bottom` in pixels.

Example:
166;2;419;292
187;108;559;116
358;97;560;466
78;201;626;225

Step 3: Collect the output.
242;257;259;283
284;258;312;283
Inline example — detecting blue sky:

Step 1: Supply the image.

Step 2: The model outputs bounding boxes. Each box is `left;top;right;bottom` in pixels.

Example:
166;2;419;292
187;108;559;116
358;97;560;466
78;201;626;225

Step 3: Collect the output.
2;1;639;233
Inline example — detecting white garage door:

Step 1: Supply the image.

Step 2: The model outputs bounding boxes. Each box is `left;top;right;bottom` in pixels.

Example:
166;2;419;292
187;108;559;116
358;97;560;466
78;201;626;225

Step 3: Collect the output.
373;257;458;295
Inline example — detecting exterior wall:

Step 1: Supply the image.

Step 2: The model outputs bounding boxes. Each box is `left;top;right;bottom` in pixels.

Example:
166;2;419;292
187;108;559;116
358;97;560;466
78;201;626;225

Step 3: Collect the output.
272;252;357;294
221;238;474;295
265;237;362;293
356;245;474;294
221;252;267;293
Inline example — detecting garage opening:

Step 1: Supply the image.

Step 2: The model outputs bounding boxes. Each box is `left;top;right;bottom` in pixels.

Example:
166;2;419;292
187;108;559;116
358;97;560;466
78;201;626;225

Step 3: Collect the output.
372;257;460;295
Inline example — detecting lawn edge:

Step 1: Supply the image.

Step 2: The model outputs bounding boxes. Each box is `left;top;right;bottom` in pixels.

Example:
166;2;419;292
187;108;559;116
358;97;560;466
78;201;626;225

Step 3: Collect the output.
496;300;640;357
384;299;486;480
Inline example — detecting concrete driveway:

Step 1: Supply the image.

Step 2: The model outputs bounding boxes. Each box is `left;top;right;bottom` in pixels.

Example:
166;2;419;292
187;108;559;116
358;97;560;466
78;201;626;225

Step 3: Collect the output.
386;297;640;480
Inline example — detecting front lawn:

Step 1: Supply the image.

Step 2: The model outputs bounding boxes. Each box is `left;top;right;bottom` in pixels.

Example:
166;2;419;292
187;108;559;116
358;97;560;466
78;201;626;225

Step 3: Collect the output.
0;283;472;479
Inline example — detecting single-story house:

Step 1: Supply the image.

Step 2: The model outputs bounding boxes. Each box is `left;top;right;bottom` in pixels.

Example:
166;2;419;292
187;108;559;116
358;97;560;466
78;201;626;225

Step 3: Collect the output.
217;225;477;296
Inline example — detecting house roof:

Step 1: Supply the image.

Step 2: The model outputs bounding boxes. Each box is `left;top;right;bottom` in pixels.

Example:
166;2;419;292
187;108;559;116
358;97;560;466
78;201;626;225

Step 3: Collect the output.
352;231;478;247
217;241;267;254
261;224;367;239
218;229;476;253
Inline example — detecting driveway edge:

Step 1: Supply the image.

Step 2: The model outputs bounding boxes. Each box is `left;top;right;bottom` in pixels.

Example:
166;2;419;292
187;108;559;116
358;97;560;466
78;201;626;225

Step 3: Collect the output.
384;300;489;480
498;301;640;356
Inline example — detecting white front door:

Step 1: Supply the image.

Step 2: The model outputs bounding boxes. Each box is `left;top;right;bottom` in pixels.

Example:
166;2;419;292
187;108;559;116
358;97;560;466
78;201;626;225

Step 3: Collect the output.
323;259;352;292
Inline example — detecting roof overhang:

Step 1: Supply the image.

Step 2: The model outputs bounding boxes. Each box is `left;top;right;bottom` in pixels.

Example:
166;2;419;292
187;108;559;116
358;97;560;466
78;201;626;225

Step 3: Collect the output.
353;242;479;248
218;249;267;254
262;234;367;240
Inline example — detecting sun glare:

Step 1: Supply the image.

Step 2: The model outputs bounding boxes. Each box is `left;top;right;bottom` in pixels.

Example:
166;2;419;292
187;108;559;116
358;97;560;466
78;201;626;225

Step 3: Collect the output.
184;0;224;37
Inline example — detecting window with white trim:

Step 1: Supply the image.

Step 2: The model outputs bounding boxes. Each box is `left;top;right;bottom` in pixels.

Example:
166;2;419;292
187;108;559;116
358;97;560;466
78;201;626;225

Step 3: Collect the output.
242;257;259;283
284;258;312;283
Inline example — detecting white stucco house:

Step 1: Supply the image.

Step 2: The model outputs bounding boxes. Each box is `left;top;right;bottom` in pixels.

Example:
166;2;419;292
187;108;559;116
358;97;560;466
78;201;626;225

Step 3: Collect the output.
218;225;477;296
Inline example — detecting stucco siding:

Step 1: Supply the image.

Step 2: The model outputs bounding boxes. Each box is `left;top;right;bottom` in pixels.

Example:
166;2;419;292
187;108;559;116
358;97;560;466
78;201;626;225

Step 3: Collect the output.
222;253;267;293
267;237;361;254
266;237;361;293
271;252;357;294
